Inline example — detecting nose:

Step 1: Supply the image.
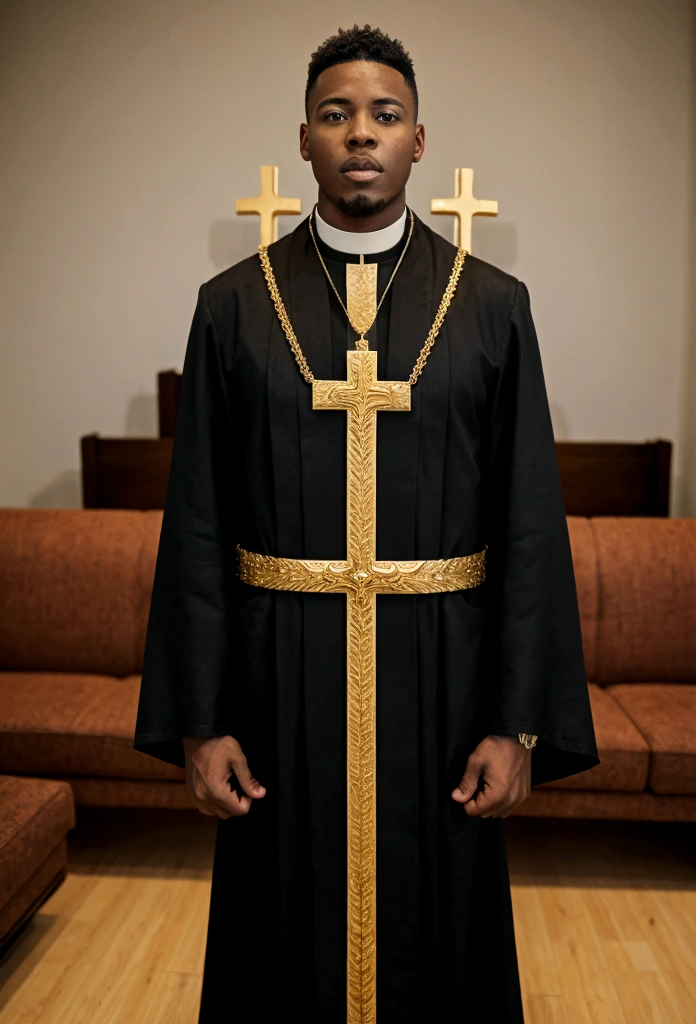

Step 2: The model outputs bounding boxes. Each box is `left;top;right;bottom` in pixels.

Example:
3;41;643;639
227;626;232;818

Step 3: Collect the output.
348;111;376;149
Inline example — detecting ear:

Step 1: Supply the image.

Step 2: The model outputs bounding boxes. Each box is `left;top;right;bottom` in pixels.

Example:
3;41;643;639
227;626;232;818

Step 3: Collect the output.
299;123;311;162
413;124;425;164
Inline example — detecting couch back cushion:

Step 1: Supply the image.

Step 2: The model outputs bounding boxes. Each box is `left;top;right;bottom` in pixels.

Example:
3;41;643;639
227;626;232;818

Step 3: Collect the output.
592;517;696;683
567;516;599;681
0;510;162;676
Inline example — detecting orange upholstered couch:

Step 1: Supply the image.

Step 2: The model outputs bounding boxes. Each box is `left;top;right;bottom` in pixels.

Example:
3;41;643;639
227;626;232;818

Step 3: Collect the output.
0;510;190;808
0;510;694;819
519;517;696;821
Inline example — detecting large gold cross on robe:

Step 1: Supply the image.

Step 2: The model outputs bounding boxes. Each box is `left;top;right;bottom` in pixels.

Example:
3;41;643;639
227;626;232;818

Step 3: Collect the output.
238;350;485;1023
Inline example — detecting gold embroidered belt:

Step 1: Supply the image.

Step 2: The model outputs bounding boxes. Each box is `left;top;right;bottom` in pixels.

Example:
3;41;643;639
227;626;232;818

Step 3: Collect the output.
237;546;486;595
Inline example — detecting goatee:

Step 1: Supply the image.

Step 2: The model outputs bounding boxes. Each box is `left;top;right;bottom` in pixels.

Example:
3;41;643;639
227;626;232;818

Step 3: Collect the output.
338;194;389;218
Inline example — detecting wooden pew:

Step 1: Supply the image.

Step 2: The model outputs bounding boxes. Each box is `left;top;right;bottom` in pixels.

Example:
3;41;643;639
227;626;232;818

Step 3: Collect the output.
157;370;181;438
82;370;673;514
82;432;672;516
81;370;180;509
555;440;671;517
81;435;174;510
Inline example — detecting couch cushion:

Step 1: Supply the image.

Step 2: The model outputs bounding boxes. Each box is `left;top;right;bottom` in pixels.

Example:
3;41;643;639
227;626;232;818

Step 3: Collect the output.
592;518;696;683
0;839;67;949
0;509;162;676
543;683;649;791
0;775;74;907
567;517;599;681
0;673;184;781
607;684;696;794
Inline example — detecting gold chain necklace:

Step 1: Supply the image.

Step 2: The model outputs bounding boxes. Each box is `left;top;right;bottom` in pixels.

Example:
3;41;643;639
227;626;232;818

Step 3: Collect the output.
258;236;467;387
308;206;415;347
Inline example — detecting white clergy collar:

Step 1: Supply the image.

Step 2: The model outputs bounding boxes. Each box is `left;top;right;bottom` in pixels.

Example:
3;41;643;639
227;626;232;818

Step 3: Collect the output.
314;207;408;254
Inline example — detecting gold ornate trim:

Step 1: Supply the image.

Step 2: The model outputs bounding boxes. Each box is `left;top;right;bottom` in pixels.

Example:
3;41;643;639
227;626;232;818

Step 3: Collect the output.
238;546;486;595
346;261;378;345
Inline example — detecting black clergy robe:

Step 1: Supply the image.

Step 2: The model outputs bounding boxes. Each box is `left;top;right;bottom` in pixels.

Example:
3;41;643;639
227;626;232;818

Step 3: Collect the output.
135;214;598;1024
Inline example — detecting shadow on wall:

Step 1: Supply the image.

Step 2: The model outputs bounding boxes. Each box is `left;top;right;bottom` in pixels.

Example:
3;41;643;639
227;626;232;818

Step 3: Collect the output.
125;393;158;437
30;470;81;509
471;220;518;274
210;219;270;271
677;12;696;517
549;401;571;440
28;391;159;510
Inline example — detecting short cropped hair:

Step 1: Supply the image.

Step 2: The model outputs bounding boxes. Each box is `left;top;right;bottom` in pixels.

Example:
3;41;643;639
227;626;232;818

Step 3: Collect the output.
306;25;418;118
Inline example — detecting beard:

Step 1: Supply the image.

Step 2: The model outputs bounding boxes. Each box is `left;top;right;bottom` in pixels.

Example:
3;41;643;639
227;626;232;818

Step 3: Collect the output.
337;193;391;218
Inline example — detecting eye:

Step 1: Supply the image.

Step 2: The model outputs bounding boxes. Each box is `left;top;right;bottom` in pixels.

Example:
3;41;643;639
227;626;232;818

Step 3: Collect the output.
376;111;398;123
326;111;347;122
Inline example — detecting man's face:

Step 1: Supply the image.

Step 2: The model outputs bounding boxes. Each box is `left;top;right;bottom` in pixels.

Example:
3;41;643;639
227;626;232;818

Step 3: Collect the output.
300;60;425;227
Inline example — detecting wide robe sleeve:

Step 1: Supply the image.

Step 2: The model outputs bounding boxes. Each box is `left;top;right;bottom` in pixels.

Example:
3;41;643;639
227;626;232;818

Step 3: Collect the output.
483;281;598;785
134;283;237;767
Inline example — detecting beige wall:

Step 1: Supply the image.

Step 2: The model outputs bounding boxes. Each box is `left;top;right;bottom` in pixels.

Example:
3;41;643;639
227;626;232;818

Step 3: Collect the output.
682;20;696;516
1;0;694;511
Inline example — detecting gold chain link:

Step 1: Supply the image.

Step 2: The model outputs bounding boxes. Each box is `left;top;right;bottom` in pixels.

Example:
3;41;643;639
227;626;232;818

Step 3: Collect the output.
258;245;316;384
258;240;467;388
408;246;467;386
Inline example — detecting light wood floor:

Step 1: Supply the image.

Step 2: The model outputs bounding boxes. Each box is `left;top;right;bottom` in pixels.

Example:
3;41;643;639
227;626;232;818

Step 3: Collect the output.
0;811;694;1023
508;818;696;1023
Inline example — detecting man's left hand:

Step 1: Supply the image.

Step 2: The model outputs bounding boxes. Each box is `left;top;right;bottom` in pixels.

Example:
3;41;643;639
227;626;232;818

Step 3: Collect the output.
451;735;532;818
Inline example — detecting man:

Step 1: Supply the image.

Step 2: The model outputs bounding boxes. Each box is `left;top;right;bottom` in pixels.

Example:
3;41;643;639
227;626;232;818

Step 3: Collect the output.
135;24;597;1024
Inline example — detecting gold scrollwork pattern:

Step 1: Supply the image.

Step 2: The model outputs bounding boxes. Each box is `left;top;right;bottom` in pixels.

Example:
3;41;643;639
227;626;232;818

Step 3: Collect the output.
237;547;487;596
346;262;378;344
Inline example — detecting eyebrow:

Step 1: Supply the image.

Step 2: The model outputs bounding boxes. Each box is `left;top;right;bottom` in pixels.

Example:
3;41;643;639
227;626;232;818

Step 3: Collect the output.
372;97;407;111
316;95;408;112
316;97;351;111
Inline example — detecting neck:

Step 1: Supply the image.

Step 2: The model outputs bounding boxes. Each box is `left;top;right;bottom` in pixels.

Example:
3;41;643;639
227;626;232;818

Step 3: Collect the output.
316;190;406;233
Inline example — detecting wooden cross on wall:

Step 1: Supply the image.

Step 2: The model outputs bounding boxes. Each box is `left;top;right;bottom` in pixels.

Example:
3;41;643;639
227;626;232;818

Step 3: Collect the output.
236;165;301;247
431;167;498;252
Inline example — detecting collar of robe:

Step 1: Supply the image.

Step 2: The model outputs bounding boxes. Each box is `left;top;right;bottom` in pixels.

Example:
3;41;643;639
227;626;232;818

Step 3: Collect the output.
314;206;408;257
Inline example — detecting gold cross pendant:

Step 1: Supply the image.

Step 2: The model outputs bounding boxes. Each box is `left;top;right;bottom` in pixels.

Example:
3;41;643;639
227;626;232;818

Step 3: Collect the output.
346;256;378;351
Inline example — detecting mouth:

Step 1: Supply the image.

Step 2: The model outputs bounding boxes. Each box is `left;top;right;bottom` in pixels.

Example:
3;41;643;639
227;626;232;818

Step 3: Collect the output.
340;158;383;184
344;169;381;182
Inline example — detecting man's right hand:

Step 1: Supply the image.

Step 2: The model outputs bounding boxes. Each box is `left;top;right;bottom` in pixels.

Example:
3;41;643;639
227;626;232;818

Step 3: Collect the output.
182;735;266;818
